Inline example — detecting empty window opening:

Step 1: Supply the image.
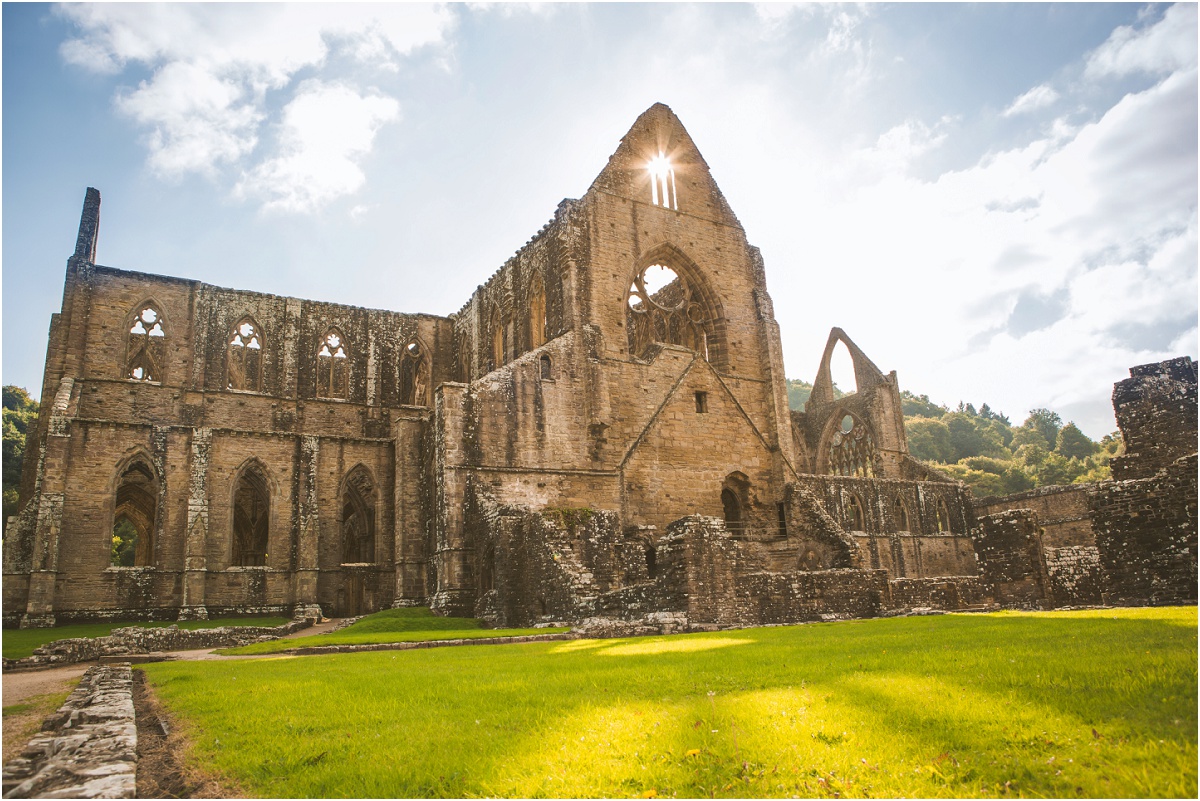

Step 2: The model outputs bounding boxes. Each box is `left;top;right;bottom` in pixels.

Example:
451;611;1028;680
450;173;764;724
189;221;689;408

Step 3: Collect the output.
126;304;166;382
540;354;553;380
536;597;547;617
648;153;677;210
695;391;708;413
341;468;376;564
317;329;349;399
829;340;858;396
112;461;157;566
399;339;428;406
226;317;263;392
626;263;711;362
233;465;269;566
777;501;788;538
826;411;876;478
894;496;910;532
936;498;951;533
845;493;865;532
645;545;657;578
488;307;506;372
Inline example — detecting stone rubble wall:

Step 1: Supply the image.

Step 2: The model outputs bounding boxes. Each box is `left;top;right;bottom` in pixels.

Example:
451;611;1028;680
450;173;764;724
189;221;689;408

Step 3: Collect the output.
886;575;990;610
1091;454;1197;605
971;510;1046;607
1043;545;1103;606
2;665;136;799
3;618;311;671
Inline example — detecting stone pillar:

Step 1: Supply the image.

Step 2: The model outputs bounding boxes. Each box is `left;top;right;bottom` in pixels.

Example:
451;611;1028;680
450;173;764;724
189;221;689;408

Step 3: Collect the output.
178;428;211;620
429;383;473;615
392;410;430;606
292;435;323;619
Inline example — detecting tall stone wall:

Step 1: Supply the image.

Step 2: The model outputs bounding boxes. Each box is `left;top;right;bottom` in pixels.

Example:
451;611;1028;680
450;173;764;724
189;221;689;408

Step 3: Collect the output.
1110;357;1197;480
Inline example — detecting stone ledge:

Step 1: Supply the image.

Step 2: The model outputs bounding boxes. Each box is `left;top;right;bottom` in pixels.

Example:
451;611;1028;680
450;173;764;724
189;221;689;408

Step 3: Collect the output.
1;664;137;799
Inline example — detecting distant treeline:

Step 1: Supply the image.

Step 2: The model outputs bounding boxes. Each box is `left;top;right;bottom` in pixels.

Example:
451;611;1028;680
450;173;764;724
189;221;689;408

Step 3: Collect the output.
785;378;1119;498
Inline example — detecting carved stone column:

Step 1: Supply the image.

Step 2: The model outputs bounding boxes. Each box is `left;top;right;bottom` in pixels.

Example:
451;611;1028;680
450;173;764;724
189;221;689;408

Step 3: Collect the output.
292;435;323;619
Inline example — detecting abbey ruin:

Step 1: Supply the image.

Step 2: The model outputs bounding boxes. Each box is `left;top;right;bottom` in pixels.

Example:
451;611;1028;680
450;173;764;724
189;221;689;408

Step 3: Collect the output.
4;104;1196;629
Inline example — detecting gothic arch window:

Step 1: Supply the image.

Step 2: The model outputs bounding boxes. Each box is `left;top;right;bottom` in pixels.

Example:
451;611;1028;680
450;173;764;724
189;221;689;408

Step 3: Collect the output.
721;472;750;537
341;466;376;564
893;496;910;532
479;544;495;592
399;339;429;406
845;493;865;532
825;412;876;478
626;263;712;362
232;463;270;566
125;303;166;382
226;316;263;392
936;498;952;533
528;272;547;351
111;460;157;566
317;328;350;400
540;354;553;380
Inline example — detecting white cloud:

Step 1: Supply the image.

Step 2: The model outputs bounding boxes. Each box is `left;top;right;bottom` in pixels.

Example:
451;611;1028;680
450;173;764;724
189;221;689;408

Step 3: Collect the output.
55;3;455;208
1002;84;1059;117
236;81;400;214
1084;2;1197;79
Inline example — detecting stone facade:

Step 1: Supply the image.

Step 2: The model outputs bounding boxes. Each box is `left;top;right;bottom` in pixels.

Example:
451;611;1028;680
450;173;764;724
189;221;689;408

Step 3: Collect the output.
4;105;1195;629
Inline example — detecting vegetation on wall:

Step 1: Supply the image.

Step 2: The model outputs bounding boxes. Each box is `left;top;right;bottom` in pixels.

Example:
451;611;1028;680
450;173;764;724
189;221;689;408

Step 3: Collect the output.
2;385;38;523
788;380;1121;498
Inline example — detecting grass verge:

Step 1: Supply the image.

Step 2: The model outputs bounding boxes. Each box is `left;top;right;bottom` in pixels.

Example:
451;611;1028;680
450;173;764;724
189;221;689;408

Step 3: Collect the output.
218;607;567;655
3;687;76;757
2;616;288;660
143;606;1197;798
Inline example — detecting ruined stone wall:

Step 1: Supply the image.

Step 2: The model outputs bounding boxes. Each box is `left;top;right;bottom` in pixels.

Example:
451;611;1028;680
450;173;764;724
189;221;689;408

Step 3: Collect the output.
974;485;1094;549
971;510;1045;607
1091;454;1197;605
1110;357;1197;480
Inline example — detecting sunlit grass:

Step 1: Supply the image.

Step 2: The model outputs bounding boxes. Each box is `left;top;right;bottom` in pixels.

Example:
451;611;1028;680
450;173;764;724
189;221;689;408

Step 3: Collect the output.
219;607;567;655
1;615;288;660
143;607;1197;798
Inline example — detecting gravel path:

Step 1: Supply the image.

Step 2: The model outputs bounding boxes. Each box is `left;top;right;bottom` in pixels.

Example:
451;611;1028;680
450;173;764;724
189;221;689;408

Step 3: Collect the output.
2;664;90;707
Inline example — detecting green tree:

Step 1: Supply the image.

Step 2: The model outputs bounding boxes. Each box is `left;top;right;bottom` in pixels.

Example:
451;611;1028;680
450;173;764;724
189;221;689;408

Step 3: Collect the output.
1056;422;1098;460
3;385;39;523
1010;426;1050;452
1023;408;1063;452
907;417;954;462
901;391;946;418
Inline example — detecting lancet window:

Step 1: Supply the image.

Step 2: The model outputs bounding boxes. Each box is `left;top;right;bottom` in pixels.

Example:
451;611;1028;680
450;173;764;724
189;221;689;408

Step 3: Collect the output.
648;153;677;210
936;498;952;533
341;467;376;564
126;304;166;382
226;317;263;392
845;493;865;532
111;460;157;567
894;496;910;532
317;328;349;400
626;263;710;361
232;464;269;566
826;412;876;478
399;339;428;406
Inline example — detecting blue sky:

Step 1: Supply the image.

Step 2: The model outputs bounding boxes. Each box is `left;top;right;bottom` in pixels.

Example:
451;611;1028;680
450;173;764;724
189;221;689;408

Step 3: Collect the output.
3;2;1196;438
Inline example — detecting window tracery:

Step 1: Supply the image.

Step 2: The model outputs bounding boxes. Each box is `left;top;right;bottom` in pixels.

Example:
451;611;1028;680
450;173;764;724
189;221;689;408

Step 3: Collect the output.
317;328;349;399
226;317;263;392
625;263;709;361
126;304;166;382
648;153;677;210
826;412;876;477
399;339;428;406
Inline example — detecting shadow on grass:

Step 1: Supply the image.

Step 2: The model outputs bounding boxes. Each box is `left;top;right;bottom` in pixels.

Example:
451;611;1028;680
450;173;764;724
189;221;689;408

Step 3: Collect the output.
142;608;1197;798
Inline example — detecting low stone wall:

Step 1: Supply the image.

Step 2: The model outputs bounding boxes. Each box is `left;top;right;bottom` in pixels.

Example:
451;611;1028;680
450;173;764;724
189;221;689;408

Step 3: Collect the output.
2;665;137;798
3;618;313;671
887;575;990;611
971;510;1046;607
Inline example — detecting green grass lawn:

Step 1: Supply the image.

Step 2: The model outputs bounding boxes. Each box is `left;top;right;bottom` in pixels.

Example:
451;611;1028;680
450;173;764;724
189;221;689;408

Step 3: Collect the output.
143;607;1197;799
219;607;568;655
2;616;288;660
